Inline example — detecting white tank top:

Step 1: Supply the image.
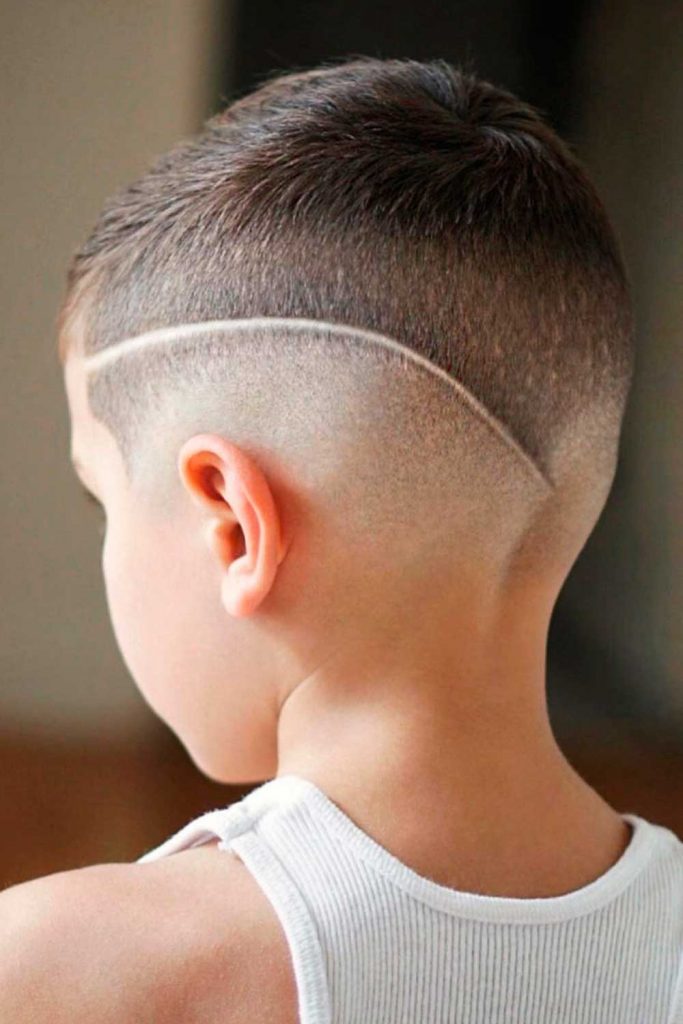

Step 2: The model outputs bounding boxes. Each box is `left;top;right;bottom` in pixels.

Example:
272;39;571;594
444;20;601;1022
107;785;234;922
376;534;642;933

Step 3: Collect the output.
136;773;683;1023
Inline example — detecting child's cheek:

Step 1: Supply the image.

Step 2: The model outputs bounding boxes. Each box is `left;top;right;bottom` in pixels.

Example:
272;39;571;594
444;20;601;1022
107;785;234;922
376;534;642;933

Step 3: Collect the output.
100;522;151;692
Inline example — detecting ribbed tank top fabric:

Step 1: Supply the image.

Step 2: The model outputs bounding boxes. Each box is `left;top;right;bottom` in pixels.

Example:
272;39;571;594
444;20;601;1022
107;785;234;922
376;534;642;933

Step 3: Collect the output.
136;773;683;1024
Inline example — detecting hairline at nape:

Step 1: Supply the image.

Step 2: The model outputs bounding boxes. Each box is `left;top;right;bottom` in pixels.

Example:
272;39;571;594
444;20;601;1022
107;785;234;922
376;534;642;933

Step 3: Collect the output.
80;316;554;494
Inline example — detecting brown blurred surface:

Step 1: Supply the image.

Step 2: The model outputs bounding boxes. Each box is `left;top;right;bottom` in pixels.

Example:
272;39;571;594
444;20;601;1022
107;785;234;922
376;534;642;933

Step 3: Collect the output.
0;728;252;889
0;723;681;890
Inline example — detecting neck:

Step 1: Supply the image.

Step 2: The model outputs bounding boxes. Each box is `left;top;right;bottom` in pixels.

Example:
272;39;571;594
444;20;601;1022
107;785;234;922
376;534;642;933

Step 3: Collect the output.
274;574;629;897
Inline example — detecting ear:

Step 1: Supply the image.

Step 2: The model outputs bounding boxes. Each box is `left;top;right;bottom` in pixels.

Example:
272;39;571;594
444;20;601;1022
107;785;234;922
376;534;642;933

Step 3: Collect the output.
177;433;288;618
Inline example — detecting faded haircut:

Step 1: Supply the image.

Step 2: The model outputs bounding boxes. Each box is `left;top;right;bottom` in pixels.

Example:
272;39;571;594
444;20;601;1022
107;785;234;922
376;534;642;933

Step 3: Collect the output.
56;56;635;579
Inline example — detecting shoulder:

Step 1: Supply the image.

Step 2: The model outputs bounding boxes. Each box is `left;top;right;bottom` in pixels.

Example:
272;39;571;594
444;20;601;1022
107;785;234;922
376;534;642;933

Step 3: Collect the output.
0;841;299;1024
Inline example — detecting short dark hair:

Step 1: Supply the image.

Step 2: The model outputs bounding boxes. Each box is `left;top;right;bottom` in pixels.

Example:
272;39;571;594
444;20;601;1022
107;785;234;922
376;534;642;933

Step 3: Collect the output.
57;56;636;573
58;56;634;473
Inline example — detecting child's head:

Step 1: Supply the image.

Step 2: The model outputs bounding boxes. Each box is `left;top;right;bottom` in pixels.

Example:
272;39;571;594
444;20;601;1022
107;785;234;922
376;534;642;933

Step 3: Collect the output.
59;57;635;783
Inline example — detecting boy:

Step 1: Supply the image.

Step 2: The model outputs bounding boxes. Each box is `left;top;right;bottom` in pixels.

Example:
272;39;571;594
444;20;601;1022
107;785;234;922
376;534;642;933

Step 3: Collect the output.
2;56;682;1023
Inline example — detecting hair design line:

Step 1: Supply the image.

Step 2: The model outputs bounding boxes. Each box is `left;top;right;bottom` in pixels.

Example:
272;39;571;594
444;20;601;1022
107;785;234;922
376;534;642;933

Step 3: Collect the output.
81;316;553;491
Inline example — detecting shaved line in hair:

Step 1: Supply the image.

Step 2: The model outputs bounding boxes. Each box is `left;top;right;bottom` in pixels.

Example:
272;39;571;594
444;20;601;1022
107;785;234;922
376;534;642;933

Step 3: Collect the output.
80;317;554;494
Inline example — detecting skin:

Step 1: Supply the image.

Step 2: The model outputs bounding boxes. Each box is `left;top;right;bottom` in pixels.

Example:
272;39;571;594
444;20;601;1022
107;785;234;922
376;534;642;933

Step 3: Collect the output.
63;345;631;900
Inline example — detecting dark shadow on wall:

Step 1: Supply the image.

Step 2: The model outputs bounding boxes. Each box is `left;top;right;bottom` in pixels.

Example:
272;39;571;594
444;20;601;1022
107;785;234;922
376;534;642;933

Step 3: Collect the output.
229;0;593;133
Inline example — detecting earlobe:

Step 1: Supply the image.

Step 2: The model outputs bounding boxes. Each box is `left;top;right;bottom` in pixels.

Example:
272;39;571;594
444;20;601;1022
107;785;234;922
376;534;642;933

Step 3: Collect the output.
205;514;267;619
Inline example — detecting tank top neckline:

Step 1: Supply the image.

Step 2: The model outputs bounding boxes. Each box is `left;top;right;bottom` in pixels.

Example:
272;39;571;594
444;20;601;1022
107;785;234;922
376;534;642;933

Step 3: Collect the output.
250;772;662;924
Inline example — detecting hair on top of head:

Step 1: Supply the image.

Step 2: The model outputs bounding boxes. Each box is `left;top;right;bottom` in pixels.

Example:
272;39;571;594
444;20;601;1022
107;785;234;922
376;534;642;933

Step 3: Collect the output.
57;55;636;578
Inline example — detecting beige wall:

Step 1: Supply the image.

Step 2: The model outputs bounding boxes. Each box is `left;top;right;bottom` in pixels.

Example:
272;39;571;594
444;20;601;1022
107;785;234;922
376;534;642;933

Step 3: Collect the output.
0;1;232;738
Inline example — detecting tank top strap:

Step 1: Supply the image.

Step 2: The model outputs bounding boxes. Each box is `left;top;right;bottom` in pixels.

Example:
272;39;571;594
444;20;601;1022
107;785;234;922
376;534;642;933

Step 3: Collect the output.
135;777;333;1023
136;796;258;862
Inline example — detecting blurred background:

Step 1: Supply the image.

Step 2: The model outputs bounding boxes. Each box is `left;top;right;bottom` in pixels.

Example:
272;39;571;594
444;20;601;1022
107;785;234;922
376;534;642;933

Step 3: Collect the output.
1;0;681;888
